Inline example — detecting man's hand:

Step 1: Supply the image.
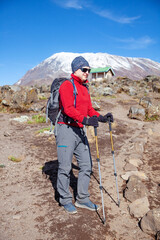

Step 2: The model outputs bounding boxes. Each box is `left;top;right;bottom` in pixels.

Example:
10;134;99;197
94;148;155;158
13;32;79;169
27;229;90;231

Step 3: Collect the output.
82;116;99;127
98;113;114;123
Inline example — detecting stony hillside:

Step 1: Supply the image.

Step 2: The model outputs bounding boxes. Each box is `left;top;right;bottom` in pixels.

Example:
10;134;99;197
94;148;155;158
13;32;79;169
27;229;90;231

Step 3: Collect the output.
0;75;160;240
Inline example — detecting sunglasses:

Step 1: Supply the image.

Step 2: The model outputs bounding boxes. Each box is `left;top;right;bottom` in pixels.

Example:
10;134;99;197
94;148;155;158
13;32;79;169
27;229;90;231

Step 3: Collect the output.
81;68;91;73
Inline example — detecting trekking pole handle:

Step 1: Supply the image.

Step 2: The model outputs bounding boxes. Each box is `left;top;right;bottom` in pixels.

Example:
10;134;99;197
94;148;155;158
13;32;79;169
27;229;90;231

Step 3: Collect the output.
108;117;112;132
94;127;97;136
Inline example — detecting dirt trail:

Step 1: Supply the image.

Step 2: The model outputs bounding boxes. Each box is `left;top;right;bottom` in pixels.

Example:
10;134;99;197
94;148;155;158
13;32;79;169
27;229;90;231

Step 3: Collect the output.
0;95;160;240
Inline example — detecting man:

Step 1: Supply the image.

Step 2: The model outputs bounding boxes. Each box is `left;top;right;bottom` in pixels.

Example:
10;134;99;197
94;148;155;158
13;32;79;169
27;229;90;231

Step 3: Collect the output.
55;56;113;214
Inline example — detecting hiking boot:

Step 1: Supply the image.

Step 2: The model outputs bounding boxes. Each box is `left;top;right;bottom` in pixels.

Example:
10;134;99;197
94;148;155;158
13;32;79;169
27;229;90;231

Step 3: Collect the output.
75;200;100;211
63;203;77;214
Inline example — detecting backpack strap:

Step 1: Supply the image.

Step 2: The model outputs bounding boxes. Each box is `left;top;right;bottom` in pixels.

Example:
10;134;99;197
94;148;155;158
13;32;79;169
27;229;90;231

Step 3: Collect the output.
50;92;53;104
53;109;62;135
71;78;77;108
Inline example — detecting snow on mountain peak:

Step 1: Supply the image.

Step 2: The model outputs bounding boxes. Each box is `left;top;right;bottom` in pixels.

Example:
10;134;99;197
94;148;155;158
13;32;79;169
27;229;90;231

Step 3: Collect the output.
16;52;160;86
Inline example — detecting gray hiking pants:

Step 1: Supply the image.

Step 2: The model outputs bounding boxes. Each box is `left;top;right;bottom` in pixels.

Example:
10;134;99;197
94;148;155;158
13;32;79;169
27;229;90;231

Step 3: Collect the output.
55;124;92;206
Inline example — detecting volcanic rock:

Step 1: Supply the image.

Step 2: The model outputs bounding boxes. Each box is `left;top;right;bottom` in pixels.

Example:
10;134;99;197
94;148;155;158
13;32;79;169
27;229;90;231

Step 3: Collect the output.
124;175;148;202
140;208;160;236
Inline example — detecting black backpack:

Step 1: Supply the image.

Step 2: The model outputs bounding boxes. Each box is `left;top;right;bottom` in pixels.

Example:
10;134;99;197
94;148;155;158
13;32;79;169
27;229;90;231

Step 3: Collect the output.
46;78;77;127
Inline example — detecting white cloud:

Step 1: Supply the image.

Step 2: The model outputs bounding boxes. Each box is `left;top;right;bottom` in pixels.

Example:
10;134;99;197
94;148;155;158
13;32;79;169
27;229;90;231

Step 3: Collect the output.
115;36;155;49
51;0;83;9
94;9;140;24
51;0;140;24
65;0;83;9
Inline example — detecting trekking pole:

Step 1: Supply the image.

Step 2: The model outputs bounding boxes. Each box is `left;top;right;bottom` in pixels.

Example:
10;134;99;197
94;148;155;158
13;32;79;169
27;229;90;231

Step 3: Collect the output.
108;119;120;207
94;127;106;224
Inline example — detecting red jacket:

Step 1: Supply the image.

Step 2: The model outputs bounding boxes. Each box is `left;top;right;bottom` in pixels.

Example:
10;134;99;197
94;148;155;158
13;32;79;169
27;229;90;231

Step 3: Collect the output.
58;74;100;128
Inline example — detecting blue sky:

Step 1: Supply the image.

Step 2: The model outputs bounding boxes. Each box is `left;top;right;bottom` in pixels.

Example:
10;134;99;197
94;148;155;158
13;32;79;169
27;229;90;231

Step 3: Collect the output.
0;0;160;85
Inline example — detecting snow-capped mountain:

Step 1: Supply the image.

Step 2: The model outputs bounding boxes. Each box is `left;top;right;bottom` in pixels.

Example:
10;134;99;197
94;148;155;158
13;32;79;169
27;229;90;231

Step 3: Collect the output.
16;52;160;86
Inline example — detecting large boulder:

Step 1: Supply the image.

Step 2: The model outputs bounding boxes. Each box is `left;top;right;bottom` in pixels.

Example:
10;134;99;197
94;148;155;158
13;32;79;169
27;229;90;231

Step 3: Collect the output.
39;85;50;93
121;171;148;181
128;196;150;219
132;141;145;154
25;88;38;104
124;175;148;202
95;85;114;96
144;75;158;83
139;96;152;108
153;83;160;93
145;105;160;120
139;95;160;120
126;156;143;167
116;77;133;86
152;77;160;93
122;86;137;96
102;87;113;96
128;106;146;121
0;85;39;112
156;231;160;240
123;163;137;171
140;208;160;236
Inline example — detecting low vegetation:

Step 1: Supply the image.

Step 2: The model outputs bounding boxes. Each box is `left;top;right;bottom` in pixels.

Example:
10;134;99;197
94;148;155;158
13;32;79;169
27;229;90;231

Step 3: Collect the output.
27;114;46;124
145;114;159;122
8;155;23;162
36;127;51;133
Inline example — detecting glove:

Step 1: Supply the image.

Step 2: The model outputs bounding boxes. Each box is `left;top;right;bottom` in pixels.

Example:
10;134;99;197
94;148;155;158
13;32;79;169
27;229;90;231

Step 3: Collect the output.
82;116;99;127
98;113;114;123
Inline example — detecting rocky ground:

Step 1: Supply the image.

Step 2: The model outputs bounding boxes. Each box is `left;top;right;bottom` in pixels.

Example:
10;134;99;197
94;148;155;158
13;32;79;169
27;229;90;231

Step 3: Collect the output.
0;92;160;240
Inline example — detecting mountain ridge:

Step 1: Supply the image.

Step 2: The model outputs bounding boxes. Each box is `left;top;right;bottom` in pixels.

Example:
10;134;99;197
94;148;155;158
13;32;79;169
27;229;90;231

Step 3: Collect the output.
16;52;160;86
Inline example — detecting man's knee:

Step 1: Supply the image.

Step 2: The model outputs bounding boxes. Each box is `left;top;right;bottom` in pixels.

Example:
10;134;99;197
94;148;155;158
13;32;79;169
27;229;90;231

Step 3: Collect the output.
80;164;92;175
58;165;72;176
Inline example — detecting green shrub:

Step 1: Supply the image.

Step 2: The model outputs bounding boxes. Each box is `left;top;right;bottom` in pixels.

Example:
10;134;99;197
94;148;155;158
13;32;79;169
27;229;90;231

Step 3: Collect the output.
36;127;52;133
8;155;22;162
27;114;46;124
0;164;5;168
145;114;159;121
39;96;47;100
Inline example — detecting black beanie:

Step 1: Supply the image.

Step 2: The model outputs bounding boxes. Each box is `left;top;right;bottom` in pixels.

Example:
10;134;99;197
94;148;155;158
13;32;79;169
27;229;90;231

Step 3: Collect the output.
71;56;90;73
